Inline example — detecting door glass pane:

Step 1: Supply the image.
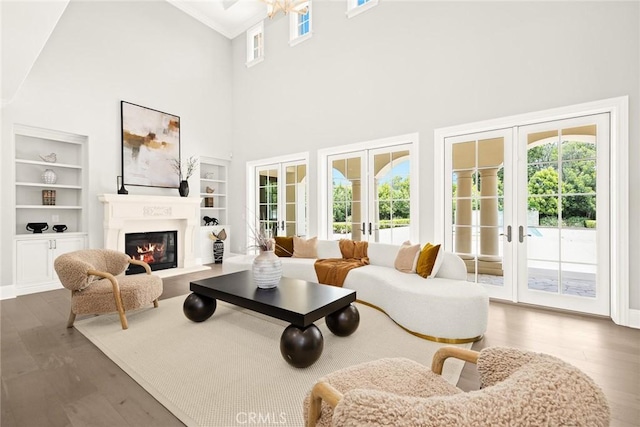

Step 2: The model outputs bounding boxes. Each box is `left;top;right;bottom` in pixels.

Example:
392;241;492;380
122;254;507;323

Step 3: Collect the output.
475;137;504;286
527;131;561;291
373;149;410;244
528;193;560;293
283;164;306;237
332;157;361;240
452;138;505;286
257;167;278;238
452;141;476;282
476;138;504;285
526;124;598;299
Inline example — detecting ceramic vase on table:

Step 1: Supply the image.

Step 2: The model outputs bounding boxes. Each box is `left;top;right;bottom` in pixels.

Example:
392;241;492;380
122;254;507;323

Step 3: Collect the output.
252;250;282;289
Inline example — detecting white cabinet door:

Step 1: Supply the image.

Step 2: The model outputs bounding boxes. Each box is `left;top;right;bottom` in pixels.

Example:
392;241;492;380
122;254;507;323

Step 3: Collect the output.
16;239;54;285
15;235;87;293
51;236;87;281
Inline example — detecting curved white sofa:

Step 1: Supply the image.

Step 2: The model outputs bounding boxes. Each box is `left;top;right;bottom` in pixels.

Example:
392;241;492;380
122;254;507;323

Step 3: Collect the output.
223;240;488;343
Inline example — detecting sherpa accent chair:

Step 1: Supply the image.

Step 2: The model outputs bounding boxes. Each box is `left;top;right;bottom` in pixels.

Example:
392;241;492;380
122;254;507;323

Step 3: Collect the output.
305;346;610;427
54;249;163;330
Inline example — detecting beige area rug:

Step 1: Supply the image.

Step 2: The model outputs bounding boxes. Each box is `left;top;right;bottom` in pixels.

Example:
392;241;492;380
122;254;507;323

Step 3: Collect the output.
75;296;471;427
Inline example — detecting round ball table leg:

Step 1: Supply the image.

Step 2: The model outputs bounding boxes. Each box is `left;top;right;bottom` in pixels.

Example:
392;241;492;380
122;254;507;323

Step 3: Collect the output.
183;293;217;322
280;324;324;368
325;304;360;337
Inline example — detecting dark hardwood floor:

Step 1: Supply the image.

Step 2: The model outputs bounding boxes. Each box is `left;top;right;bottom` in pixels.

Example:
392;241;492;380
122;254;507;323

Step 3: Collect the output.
2;266;638;426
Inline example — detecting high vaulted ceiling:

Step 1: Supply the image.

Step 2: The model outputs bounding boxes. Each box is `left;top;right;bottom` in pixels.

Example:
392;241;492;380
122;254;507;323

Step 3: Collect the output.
0;0;268;105
167;0;269;39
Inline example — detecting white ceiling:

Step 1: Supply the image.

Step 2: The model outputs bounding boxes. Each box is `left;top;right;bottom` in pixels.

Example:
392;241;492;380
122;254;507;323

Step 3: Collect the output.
166;0;269;39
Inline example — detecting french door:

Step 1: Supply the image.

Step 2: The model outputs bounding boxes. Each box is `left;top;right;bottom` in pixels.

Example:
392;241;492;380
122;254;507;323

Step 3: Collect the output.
328;144;412;244
255;161;307;238
517;114;609;315
445;113;610;315
445;129;515;300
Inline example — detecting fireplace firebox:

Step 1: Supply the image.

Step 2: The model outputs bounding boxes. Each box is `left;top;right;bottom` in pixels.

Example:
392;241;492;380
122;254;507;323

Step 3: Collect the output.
125;230;177;275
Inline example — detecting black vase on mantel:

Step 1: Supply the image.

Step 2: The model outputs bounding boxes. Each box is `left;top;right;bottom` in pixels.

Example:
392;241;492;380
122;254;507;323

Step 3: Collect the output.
179;180;189;197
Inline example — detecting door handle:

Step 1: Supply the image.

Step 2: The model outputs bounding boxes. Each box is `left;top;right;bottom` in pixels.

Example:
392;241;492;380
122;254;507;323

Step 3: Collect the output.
500;225;512;242
281;221;284;230
518;226;532;243
361;222;366;234
368;222;372;235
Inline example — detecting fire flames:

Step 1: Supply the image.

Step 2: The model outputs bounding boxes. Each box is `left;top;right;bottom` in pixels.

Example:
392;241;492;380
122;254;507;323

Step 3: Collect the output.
134;243;165;264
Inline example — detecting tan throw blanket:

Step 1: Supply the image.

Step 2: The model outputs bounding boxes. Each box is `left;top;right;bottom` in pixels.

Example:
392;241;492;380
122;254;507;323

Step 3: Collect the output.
314;240;369;287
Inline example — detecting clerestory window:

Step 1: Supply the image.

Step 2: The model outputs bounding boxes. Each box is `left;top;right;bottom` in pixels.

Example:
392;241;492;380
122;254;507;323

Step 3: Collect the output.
289;1;312;46
346;0;378;19
246;21;264;67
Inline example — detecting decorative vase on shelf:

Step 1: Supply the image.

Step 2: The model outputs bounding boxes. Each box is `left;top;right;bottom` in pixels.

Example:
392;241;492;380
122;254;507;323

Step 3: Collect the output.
178;180;189;197
42;169;57;184
213;240;224;264
252;250;282;289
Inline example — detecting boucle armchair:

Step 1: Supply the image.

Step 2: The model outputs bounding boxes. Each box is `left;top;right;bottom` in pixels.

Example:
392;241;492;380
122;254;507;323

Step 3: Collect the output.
54;249;163;330
305;346;609;426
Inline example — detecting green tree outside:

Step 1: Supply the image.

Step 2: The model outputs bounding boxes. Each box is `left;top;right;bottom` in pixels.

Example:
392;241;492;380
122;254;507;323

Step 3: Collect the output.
449;140;596;228
527;141;596;226
332;174;411;233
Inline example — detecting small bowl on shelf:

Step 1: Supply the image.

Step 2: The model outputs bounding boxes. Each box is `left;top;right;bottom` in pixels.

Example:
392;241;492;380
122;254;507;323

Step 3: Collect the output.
26;222;49;233
53;224;67;233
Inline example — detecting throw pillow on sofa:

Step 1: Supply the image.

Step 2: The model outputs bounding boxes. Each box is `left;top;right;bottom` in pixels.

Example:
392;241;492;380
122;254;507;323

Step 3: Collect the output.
274;236;294;257
416;243;443;278
293;236;318;258
394;241;421;273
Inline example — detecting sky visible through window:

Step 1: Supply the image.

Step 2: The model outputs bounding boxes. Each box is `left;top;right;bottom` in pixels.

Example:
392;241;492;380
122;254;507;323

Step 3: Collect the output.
299;11;309;35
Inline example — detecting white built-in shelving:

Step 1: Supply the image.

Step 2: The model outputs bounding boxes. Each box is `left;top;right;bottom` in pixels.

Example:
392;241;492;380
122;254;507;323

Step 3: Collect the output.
13;124;89;295
199;156;230;264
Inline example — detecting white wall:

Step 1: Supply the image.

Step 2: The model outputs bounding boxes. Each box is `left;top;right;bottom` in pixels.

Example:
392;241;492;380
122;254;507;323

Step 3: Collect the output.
1;0;233;289
0;0;69;105
229;2;639;308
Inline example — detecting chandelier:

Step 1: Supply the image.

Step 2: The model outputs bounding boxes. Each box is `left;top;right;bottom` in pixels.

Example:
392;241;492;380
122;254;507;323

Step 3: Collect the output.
261;0;309;18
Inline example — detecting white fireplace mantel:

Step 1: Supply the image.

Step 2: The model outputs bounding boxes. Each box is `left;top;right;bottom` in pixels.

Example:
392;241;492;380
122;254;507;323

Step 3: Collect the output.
98;194;202;269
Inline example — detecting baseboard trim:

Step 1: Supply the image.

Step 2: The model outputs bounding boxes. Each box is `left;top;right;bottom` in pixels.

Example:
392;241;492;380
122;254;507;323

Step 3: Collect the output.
153;265;211;279
15;282;64;297
0;285;16;300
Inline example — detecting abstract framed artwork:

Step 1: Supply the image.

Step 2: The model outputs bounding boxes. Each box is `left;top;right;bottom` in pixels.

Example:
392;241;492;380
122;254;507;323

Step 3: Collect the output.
121;101;180;188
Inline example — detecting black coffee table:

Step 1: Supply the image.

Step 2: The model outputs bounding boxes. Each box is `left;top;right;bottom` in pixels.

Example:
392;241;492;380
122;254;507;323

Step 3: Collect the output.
184;270;359;368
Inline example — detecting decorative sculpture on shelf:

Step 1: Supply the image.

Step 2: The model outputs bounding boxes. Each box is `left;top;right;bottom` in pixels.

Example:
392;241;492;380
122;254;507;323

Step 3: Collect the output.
39;153;57;163
42;169;57;184
204;187;215;207
203;216;219;226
